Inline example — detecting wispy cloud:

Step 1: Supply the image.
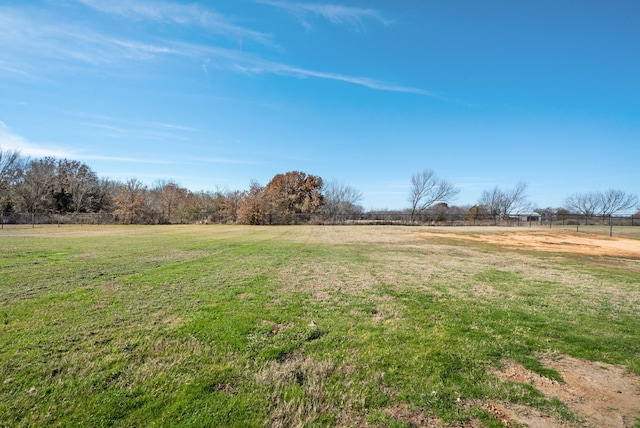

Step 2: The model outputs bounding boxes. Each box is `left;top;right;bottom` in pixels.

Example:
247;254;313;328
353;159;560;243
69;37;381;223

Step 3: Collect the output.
0;121;74;159
189;156;259;165
69;115;196;142
0;121;171;164
75;0;275;47
0;8;181;71
79;154;172;164
234;60;432;95
0;59;33;78
143;121;196;132
177;42;435;95
84;123;129;133
255;0;393;30
139;40;432;95
0;5;429;97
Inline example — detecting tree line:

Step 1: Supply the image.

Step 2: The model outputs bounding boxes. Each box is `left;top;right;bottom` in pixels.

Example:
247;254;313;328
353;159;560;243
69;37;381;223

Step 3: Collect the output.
1;147;638;226
0;148;364;225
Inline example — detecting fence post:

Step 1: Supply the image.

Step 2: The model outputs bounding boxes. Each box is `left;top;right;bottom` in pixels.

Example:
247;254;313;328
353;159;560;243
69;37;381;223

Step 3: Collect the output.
610;215;613;237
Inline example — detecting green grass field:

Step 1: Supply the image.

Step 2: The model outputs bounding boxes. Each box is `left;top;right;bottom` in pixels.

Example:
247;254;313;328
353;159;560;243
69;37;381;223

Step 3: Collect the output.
1;225;639;427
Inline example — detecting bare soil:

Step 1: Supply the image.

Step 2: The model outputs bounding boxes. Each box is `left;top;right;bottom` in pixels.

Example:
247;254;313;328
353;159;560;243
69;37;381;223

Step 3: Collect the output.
383;403;448;427
416;230;640;259
492;354;640;427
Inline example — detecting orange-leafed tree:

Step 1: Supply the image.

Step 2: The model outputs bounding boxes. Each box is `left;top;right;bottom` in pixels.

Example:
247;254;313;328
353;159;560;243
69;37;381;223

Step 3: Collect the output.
238;171;325;225
264;171;325;224
237;180;268;225
114;179;151;224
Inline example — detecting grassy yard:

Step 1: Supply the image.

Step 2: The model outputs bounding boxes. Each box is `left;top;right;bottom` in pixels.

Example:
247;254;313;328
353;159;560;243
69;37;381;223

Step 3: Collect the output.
1;225;639;427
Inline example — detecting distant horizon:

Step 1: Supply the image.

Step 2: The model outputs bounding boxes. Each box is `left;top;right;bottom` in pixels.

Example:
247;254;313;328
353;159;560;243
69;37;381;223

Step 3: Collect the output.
1;1;638;211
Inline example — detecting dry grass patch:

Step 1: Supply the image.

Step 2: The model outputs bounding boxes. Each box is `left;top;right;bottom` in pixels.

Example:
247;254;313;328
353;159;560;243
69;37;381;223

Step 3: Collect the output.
287;225;407;244
256;354;335;428
277;261;377;300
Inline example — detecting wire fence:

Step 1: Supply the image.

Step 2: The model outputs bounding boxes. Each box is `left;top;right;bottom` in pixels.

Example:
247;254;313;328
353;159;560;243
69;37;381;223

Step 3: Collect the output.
0;211;222;227
2;210;639;232
352;212;640;228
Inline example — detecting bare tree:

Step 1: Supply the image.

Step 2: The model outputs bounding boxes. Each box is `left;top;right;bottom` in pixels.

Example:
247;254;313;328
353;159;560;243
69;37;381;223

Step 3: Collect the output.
323;180;363;220
408;169;459;222
0;147;26;226
92;178;117;213
0;147;24;189
534;206;555;220
150;180;188;223
500;181;530;218
564;191;602;223
477;187;503;219
17;158;57;226
599;189;638;218
54;159;100;214
478;181;530;220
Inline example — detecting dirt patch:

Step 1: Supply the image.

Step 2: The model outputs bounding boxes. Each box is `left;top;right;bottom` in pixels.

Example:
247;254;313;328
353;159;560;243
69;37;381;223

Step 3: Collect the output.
271;321;294;335
481;401;571;427
493;355;640;427
383;403;446;427
417;230;640;259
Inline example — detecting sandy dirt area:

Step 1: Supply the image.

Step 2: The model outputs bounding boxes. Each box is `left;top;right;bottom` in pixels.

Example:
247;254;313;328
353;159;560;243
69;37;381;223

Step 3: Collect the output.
416;230;640;259
492;355;640;427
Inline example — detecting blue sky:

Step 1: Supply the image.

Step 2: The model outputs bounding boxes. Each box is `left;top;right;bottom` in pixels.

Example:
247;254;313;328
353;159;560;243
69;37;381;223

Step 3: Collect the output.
1;1;638;210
